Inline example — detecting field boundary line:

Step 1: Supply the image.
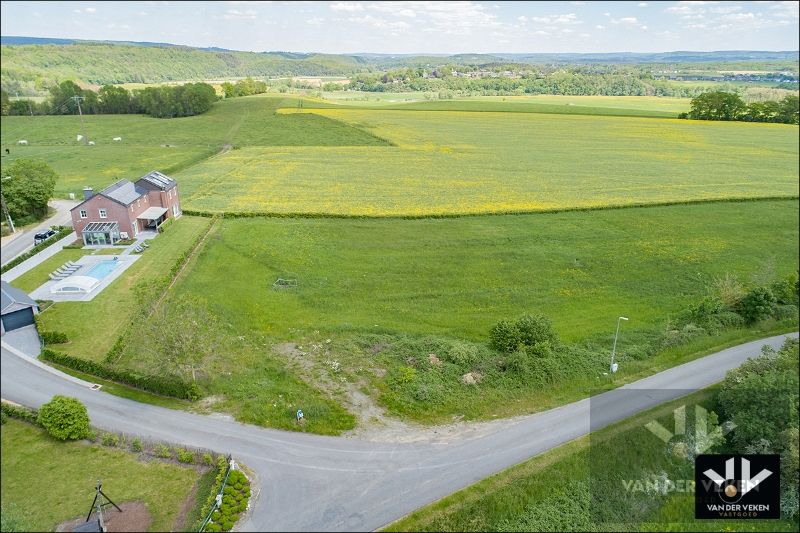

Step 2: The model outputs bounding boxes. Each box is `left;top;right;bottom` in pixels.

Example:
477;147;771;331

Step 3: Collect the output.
182;194;799;221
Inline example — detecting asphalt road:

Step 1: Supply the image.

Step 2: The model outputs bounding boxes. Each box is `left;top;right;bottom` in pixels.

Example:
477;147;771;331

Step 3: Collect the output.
1;332;796;531
0;199;78;266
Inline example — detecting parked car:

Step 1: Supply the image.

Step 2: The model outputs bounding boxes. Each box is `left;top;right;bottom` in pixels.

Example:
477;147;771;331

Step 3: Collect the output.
33;228;57;245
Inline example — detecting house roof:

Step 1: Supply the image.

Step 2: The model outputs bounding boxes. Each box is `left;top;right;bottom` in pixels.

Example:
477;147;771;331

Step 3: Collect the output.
99;179;149;206
137;206;168;220
1;281;38;314
136;170;176;191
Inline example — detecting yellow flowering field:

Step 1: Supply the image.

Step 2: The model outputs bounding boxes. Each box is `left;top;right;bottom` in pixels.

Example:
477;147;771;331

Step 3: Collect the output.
176;107;798;216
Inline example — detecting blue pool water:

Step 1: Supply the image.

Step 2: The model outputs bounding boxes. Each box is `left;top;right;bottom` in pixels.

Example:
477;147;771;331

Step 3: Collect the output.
85;260;119;280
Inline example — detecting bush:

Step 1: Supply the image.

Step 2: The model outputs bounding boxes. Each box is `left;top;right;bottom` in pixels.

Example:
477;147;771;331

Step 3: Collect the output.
176;448;194;463
516;314;559;347
101;432;119;447
203;452;214;465
771;272;799;305
154;444;172;458
738;286;777;324
222;520;234;532
489;319;521;353
205;523;221;532
0;411;7;425
40;330;68;344
131;437;143;452
37;396;90;441
774;304;799;321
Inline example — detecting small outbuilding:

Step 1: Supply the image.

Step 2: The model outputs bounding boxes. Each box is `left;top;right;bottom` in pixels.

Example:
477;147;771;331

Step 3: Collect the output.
1;281;39;335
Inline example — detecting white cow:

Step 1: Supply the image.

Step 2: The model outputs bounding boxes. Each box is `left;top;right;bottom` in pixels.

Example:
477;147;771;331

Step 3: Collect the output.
18;140;28;145
88;141;96;146
112;137;122;142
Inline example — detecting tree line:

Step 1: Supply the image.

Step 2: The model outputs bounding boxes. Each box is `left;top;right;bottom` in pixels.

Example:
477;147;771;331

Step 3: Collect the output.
1;80;218;118
220;77;268;98
682;91;799;124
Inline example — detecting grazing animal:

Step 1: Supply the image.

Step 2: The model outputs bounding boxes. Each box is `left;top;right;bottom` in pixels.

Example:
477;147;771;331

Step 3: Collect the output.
113;137;122;141
88;141;96;146
18;140;28;145
4;148;9;155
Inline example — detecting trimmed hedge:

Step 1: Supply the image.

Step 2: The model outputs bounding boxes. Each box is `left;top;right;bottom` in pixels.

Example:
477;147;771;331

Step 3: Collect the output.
0;226;73;273
41;349;200;400
41;330;68;344
1;402;39;425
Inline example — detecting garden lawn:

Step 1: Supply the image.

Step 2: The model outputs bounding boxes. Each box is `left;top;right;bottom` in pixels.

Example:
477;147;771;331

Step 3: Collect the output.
177;107;798;215
172;200;799;342
0;419;200;532
8;248;94;293
385;386;798;532
36;216;211;361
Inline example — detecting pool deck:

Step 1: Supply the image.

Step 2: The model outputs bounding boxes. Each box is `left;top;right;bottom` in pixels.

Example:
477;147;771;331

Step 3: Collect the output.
29;254;141;302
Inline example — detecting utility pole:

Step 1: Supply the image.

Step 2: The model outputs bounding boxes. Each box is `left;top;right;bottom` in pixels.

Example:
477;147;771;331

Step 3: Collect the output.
609;316;629;373
72;95;89;145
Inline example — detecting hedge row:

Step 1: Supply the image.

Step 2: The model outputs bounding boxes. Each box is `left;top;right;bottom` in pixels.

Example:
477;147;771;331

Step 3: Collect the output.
180;195;799;222
0;226;73;273
1;401;39;425
41;349;199;400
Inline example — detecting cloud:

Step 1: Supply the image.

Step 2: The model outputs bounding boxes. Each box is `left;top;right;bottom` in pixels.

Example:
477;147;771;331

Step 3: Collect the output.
570;1;585;5
595;24;605;29
530;13;581;25
306;17;324;25
73;7;98;14
138;11;148;15
223;9;258;19
367;2;416;17
349;14;410;30
771;1;800;18
330;2;363;11
638;2;648;6
611;16;638;24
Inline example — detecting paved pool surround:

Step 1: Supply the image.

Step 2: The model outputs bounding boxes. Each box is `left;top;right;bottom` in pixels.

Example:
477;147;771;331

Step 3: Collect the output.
29;254;141;302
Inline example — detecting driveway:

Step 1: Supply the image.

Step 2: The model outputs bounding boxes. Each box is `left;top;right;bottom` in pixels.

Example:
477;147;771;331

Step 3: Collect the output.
1;199;79;266
1;332;796;531
1;325;41;357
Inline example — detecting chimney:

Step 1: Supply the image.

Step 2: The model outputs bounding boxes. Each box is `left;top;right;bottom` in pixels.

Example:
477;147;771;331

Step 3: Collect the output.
83;187;93;200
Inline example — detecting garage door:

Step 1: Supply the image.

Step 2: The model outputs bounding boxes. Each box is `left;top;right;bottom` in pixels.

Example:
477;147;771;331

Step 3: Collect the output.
1;308;35;333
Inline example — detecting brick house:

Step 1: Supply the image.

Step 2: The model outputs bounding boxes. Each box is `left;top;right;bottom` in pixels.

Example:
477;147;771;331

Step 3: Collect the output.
70;171;181;245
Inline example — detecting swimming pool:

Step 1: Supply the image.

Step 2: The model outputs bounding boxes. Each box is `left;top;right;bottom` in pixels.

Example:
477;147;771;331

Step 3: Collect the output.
85;260;119;280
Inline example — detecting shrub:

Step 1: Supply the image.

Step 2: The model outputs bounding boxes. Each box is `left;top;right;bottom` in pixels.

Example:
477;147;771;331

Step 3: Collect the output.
205;523;221;532
515;314;559;347
222;520;234;532
154;444;172;458
101;432;119;447
176;448;194;463
489;319;521;353
131;437;143;452
37;396;90;441
40;331;68;344
0;411;7;425
444;341;481;367
774;304;799;321
0;402;38;424
203;453;214;465
212;511;222;522
771;272;800;305
738;286;777;324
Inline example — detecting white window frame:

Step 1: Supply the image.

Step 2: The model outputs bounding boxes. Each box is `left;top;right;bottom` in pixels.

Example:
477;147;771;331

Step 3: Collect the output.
79;209;87;219
99;208;107;219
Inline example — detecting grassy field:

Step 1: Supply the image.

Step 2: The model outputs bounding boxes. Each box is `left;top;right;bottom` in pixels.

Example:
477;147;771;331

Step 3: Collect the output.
170;200;798;342
10;248;94;293
0;419;201;532
385;386;798;532
0;95;387;198
177;106;798;215
2;94;796;216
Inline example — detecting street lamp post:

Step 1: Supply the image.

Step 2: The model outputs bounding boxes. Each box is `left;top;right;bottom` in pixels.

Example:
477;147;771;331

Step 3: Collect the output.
610;316;629;373
1;176;15;234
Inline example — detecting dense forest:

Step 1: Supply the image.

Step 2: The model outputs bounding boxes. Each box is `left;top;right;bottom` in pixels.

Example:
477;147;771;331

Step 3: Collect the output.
1;41;797;97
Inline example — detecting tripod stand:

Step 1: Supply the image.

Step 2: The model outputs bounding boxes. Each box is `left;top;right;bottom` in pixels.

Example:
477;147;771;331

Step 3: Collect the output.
84;480;122;532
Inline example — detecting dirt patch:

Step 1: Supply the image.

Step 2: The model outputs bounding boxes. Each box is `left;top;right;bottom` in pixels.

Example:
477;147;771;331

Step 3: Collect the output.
56;501;151;532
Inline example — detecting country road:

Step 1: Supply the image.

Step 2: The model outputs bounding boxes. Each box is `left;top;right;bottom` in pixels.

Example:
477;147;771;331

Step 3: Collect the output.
2;332;797;531
0;199;78;266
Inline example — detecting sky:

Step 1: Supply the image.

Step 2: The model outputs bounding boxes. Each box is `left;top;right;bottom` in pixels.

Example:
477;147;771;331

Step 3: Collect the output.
1;1;798;55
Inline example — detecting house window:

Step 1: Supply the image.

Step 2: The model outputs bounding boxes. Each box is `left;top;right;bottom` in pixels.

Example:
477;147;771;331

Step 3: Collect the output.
79;210;87;219
99;209;107;219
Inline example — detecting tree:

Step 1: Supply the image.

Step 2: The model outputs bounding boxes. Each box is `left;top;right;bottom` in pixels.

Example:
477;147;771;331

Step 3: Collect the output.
48;80;82;114
737;286;776;324
1;159;58;221
98;84;131;114
0;89;8;115
221;81;235;98
138;295;222;382
779;94;799;125
688;91;746;121
37;395;91;440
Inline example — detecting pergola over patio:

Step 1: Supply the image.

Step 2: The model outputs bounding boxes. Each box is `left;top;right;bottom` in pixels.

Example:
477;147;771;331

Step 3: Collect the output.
137;206;168;230
82;221;120;246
